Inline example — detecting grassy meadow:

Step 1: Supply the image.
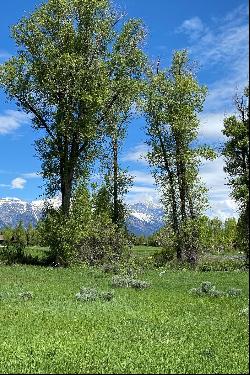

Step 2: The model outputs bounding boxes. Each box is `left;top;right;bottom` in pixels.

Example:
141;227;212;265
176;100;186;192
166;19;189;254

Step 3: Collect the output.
0;251;249;374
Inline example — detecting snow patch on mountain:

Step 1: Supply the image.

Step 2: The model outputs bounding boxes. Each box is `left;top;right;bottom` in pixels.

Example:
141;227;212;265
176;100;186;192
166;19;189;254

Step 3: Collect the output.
0;196;164;236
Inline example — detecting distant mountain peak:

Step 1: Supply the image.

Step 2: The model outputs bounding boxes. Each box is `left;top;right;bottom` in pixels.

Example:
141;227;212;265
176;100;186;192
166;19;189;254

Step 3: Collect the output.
0;196;164;236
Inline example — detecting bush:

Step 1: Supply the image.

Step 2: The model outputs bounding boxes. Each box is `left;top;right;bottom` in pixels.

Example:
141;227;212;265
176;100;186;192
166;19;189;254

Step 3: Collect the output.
153;248;175;267
196;255;246;271
1;222;27;264
190;282;243;298
39;186;129;266
77;224;128;266
226;288;242;297
18;291;33;300
75;287;114;302
190;282;224;297
111;275;150;289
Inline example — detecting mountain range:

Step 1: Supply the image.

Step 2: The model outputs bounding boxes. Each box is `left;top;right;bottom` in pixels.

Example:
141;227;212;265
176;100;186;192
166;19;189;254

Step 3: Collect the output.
0;197;164;236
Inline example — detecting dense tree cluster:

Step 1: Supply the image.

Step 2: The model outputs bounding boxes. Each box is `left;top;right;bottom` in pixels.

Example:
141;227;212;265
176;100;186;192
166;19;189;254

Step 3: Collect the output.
0;0;248;266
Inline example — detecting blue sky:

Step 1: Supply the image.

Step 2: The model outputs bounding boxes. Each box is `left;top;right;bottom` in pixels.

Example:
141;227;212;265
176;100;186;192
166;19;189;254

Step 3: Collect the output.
0;0;249;220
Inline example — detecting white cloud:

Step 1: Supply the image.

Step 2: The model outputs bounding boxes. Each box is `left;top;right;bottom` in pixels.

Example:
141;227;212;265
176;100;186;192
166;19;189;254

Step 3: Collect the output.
198;112;229;141
126;190;160;206
176;17;206;40
200;156;238;219
0;110;30;135
177;4;249;113
130;170;155;185
122;144;148;165
11;177;27;189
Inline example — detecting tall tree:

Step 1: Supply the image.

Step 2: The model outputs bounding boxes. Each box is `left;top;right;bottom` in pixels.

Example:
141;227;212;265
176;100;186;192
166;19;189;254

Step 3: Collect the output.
144;50;215;262
0;0;146;216
222;86;249;259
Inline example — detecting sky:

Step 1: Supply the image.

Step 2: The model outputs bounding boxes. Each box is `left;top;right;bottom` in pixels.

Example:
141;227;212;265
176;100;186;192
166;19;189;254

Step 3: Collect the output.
0;0;249;220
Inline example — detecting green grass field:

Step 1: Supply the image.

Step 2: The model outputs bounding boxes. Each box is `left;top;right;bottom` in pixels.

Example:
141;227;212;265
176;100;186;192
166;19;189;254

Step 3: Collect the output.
0;261;248;374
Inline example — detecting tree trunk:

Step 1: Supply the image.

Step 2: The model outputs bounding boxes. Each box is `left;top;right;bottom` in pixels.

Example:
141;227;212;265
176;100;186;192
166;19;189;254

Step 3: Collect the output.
158;133;182;260
112;135;119;226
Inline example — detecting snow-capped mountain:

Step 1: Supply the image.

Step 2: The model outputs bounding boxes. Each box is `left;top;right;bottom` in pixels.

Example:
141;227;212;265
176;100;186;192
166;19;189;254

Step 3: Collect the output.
127;201;164;236
0;197;164;236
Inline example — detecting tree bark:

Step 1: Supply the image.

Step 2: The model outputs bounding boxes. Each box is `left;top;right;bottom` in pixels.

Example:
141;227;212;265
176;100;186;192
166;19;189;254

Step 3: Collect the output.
112;134;119;226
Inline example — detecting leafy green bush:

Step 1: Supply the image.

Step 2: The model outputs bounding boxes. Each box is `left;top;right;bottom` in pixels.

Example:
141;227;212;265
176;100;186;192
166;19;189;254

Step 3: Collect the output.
77;224;127;266
153;248;176;267
196;255;246;271
39;186;128;266
1;222;27;264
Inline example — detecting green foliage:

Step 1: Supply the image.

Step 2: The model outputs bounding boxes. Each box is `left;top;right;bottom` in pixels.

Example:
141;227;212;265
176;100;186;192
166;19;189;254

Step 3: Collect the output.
144;50;216;263
39;186;128;266
190;281;224;297
222;86;249;259
196;255;246;272
1;222;27;263
227;288;242;297
26;224;39;246
2;227;14;249
0;0;147;215
153;248;176;267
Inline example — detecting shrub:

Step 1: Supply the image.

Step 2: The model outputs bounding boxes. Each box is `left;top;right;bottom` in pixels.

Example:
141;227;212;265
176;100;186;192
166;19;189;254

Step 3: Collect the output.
111;275;150;289
190;281;224;297
39;186;129;266
76;287;114;302
153;248;175;267
77;224;127;266
18;291;33;300
190;282;243;298
226;288;242;297
76;288;99;302
196;255;246;271
1;222;27;263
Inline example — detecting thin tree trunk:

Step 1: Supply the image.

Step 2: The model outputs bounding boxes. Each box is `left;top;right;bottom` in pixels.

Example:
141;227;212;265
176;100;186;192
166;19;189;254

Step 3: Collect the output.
158;132;182;260
112;134;119;226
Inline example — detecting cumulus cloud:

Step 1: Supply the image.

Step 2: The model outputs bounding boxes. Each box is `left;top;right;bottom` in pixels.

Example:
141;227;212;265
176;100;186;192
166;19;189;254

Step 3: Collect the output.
198;112;230;142
122;144;148;165
176;16;206;40
0;110;31;135
177;4;249;113
130;170;155;185
199;156;238;219
11;177;27;189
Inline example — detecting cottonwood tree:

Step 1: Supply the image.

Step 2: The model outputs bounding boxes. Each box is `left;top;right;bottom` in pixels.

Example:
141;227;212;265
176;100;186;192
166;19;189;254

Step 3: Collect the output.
0;0;146;216
222;86;249;260
144;50;215;263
